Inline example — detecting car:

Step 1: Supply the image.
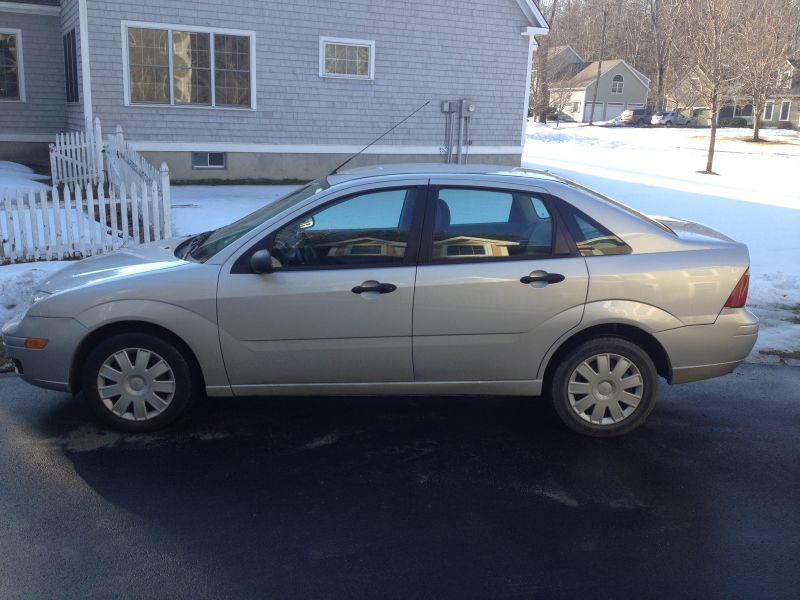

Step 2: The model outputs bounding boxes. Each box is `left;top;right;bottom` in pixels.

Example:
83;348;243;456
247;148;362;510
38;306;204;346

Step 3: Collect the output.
651;110;695;127
620;108;655;126
1;165;758;437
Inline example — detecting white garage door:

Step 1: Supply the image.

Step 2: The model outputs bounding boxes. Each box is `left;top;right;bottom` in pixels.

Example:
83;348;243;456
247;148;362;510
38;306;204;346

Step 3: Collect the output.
583;102;603;122
606;102;625;120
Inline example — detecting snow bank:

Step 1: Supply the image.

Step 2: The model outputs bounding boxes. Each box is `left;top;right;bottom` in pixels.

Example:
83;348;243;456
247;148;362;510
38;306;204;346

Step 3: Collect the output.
0;262;66;325
0;161;50;192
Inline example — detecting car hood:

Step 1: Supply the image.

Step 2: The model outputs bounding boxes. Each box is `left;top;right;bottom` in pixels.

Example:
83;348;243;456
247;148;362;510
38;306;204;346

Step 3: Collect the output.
35;237;190;295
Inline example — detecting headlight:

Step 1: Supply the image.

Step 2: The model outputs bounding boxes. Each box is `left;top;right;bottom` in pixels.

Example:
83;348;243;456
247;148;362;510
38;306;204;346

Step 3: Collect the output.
25;290;52;313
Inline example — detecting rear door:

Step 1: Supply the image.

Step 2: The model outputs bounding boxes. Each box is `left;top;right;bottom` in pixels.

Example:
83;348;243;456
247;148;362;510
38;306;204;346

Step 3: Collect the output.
412;182;589;382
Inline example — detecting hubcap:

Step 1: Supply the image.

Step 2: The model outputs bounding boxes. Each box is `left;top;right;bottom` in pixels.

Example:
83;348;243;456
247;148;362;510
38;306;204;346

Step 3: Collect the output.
567;353;644;425
96;348;176;421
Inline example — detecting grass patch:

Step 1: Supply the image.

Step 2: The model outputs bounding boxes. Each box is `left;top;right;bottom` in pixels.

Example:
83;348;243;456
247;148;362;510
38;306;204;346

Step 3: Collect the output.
689;134;799;146
760;349;800;360
0;340;11;369
787;317;800;325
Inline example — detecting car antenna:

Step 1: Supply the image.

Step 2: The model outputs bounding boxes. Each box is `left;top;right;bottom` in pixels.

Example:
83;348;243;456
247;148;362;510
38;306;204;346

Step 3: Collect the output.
329;100;431;175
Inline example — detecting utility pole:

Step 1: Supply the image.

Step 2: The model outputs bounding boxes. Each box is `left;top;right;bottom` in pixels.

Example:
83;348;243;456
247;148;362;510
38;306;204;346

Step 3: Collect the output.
588;5;610;126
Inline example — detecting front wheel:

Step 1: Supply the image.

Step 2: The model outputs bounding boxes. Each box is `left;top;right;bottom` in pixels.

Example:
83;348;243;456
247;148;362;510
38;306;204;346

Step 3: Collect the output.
550;337;659;437
82;332;196;432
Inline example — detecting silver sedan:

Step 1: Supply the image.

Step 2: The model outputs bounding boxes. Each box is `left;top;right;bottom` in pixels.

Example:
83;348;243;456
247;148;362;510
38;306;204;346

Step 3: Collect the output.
2;165;758;436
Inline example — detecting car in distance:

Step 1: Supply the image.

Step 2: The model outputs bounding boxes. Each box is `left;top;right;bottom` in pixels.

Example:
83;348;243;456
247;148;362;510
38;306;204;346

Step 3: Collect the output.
620;108;655;126
651;110;695;127
2;165;758;437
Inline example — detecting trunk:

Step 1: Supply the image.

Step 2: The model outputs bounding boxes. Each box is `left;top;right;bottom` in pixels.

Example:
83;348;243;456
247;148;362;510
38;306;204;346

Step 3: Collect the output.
706;96;718;173
588;9;609;126
655;66;665;110
752;100;761;141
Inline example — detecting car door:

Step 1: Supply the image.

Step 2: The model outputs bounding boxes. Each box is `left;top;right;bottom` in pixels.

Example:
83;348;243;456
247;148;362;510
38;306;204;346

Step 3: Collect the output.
217;183;426;391
412;182;589;383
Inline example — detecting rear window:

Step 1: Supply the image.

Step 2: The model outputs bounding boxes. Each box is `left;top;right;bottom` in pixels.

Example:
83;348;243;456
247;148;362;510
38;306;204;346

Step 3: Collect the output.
555;200;631;257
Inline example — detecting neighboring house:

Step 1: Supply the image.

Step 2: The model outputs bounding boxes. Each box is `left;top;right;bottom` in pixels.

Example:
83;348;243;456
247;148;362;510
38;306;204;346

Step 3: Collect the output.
545;45;650;123
667;60;800;128
0;0;549;180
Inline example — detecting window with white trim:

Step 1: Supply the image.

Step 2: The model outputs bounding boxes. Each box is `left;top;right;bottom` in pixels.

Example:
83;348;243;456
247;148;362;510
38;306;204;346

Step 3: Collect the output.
124;23;255;108
571;101;580;113
764;102;774;121
192;152;226;169
0;29;23;102
611;74;623;94
781;71;792;89
779;101;791;121
319;37;374;80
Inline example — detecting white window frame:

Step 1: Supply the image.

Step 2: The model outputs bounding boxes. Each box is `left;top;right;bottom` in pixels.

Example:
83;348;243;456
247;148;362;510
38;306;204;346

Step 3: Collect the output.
781;71;792;89
0;28;25;103
611;75;623;94
121;21;256;110
763;102;774;121
626;103;644;109
779;101;791;121
318;37;375;81
571;101;581;114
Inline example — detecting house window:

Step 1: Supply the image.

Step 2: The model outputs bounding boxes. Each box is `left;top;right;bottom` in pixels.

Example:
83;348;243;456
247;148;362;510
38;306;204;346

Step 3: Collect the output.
764;102;774;121
123;22;255;108
0;29;23;101
571;101;580;113
779;101;791;121
611;74;623;94
192;152;226;169
63;29;79;103
733;105;752;118
781;71;792;89
319;37;374;80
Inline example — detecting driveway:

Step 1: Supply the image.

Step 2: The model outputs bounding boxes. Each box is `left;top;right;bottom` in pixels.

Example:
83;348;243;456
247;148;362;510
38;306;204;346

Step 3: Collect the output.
1;365;798;599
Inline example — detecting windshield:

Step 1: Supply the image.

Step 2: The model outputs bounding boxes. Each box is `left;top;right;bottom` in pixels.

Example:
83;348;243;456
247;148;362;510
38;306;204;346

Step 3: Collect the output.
181;177;330;262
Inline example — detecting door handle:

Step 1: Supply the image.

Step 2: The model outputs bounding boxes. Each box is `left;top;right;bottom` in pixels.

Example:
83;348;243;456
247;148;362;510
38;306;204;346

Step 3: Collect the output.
520;273;565;284
351;283;397;294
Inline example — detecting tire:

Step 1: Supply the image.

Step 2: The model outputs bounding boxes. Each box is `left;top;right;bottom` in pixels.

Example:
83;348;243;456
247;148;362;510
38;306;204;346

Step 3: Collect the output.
82;332;196;432
637;119;645;126
550;337;659;437
664;121;673;127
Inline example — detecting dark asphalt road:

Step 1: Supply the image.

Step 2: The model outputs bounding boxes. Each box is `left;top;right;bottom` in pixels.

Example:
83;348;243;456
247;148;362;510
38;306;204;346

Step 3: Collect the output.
1;365;799;599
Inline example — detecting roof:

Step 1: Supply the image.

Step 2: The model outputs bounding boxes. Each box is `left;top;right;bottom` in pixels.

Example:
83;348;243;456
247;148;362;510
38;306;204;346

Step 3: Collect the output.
327;164;561;186
514;0;550;29
551;59;650;90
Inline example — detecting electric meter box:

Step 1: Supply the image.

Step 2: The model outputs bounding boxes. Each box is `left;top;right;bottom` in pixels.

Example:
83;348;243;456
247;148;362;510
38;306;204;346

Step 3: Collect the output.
460;100;476;116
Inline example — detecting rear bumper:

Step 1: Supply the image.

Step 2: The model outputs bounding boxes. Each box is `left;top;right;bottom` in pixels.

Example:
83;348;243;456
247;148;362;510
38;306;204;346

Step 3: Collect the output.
654;307;759;384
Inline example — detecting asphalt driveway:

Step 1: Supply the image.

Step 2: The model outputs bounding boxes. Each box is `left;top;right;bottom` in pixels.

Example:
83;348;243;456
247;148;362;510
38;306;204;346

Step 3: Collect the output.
0;364;798;599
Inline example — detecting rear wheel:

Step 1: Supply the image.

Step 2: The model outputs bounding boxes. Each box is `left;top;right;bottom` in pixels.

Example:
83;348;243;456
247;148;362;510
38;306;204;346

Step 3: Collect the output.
82;332;196;432
665;121;673;127
637;118;646;126
550;337;659;437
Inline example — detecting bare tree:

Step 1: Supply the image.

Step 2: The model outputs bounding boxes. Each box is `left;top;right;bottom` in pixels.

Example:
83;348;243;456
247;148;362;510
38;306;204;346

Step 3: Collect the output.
550;87;577;126
588;4;611;125
679;0;746;174
738;0;800;141
529;0;560;122
647;0;680;110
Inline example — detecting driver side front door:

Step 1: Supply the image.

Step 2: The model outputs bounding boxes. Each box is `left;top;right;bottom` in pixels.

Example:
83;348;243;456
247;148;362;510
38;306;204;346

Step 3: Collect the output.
216;184;426;393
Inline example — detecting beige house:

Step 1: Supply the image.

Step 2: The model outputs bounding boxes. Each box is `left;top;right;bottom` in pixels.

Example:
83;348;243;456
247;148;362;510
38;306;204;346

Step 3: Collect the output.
547;46;650;122
667;60;800;128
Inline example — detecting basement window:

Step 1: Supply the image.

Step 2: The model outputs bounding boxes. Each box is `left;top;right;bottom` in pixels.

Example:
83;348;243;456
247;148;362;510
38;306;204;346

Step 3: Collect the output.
192;152;226;169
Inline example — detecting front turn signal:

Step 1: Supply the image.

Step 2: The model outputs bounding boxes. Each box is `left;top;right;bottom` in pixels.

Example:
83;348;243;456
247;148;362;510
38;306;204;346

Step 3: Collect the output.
24;338;49;349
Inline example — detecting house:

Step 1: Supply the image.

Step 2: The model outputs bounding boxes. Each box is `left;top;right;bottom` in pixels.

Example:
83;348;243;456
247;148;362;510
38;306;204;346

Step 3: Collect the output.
0;0;549;181
667;61;800;128
545;45;650;123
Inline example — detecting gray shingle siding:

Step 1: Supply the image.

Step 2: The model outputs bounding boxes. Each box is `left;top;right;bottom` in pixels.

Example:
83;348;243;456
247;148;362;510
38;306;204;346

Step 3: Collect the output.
87;0;532;148
0;11;66;135
60;0;84;131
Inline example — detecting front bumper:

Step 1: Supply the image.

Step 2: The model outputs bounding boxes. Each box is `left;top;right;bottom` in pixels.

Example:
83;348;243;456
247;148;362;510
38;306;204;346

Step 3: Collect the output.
654;307;759;384
2;316;89;393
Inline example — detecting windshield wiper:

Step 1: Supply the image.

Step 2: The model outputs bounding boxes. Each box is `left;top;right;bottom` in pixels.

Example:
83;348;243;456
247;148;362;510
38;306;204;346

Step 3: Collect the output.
179;230;215;261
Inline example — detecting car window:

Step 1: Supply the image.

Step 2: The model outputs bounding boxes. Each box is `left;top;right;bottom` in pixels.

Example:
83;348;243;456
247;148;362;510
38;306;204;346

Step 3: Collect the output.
432;188;553;260
555;200;631;257
270;188;418;269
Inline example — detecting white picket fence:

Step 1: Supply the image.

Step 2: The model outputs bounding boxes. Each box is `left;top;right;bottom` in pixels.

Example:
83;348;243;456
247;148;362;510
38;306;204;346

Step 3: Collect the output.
49;117;105;189
1;182;169;264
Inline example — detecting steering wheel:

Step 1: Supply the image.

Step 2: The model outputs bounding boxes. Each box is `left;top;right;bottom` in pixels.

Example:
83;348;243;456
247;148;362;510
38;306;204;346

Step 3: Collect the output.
298;231;320;266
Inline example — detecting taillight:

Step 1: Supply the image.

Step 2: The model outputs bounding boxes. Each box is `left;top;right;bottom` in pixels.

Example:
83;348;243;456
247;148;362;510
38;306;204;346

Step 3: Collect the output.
724;268;750;308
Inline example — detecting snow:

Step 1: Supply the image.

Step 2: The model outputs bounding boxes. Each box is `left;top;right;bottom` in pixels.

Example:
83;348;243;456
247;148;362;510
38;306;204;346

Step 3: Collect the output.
0;262;66;326
170;185;297;236
0;161;50;192
523;121;800;356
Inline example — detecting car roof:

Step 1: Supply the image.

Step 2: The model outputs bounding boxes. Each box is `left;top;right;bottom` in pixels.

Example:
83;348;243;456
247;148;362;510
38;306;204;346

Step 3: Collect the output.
327;163;562;186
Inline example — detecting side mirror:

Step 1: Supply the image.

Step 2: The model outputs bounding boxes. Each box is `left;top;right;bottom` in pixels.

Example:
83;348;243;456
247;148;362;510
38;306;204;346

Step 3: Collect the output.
250;249;274;274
